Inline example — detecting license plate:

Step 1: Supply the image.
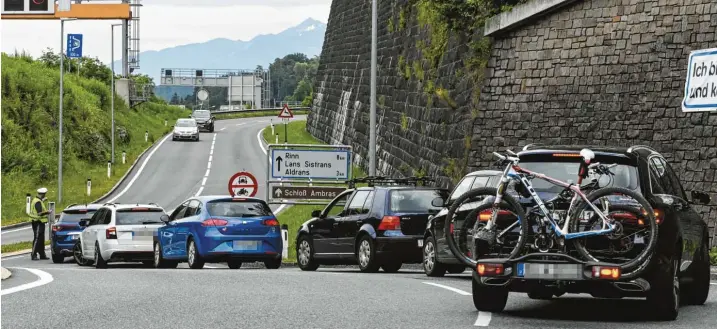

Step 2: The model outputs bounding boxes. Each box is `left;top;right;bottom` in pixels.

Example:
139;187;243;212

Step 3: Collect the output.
516;263;583;280
417;239;423;247
233;240;258;251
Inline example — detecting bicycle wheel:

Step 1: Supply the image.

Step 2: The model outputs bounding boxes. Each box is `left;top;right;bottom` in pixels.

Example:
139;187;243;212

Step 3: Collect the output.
568;187;658;275
444;187;529;268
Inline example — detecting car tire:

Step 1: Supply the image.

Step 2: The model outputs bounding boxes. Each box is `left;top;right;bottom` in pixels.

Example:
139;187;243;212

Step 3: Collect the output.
423;235;447;277
153;242;178;269
296;235;319;271
209;125;214;133
357;235;379;273
228;260;242;269
264;257;281;269
381;262;402;273
187;239;205;269
447;265;465;274
647;254;680;321
73;242;93;266
683;239;710;305
472;276;509;312
51;252;64;264
94;243;108;269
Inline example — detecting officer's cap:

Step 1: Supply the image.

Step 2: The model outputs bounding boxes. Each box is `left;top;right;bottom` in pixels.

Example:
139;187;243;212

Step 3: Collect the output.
37;187;48;194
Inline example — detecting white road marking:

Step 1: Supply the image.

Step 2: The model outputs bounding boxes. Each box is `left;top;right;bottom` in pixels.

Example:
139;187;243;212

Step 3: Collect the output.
202;177;207;186
213;133;217;140
256;129;267;155
107;134;171;202
205;169;210;177
1;255;28;260
219;127;226;131
205;265;219;268
1;268;54;296
474;312;492;327
1;226;31;234
235;123;246;126
208;155;213;162
422;282;472;296
207;161;212;169
194;186;204;197
710;282;717;285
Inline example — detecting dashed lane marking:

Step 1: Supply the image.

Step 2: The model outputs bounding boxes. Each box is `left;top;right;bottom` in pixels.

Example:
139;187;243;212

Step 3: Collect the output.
422;282;492;327
107;134;172;203
1;268;54;296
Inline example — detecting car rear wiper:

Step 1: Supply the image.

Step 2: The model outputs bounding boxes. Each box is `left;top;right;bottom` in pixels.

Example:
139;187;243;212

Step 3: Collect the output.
142;221;163;224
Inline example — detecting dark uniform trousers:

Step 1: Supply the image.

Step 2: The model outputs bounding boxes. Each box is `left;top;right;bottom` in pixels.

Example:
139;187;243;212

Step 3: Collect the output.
31;220;47;259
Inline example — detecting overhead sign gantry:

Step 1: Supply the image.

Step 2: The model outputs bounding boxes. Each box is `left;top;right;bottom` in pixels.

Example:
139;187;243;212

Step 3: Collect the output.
1;0;131;19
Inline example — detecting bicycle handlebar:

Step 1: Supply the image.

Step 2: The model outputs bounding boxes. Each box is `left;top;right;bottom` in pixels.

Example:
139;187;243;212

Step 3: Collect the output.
493;152;519;163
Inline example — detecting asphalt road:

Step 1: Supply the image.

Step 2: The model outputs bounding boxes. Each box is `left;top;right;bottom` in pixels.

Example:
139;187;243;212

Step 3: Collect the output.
1;116;299;245
2;253;716;329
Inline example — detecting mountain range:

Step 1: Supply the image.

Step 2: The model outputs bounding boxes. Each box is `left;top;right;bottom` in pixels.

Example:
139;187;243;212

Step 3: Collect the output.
114;18;326;92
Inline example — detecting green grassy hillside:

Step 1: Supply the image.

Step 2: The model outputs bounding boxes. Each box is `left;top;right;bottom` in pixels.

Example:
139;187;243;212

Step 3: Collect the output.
1;53;189;226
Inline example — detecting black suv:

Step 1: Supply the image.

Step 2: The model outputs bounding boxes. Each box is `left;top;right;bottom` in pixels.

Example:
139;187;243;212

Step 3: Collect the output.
296;177;448;273
466;145;712;321
423;170;503;276
191;110;215;132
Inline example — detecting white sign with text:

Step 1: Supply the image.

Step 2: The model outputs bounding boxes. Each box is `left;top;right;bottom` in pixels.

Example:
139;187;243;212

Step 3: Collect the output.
271;149;351;180
683;48;717;112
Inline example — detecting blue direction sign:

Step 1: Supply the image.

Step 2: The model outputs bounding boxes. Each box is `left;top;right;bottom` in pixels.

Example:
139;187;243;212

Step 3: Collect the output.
66;34;83;58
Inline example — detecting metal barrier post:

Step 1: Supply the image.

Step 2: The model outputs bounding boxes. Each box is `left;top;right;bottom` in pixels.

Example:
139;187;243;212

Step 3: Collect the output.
281;224;289;259
26;193;32;215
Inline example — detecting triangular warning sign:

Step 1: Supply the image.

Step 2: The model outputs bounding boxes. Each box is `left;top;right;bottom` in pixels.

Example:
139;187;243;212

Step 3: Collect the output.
278;104;294;118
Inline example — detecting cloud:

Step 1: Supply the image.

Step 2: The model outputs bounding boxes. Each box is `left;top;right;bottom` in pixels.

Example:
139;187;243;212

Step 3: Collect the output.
0;1;330;64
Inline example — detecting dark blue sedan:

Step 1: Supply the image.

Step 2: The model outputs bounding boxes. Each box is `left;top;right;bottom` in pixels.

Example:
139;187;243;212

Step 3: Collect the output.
50;203;102;263
153;196;283;269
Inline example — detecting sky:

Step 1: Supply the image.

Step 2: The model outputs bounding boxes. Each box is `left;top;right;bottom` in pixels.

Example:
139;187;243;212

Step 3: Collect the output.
0;0;331;64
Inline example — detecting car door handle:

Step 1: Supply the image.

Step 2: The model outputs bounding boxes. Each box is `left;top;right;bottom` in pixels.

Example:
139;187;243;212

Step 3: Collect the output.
333;222;339;226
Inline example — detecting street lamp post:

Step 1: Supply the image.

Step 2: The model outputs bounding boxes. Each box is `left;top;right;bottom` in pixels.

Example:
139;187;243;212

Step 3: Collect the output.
111;23;122;164
368;0;378;176
58;18;77;205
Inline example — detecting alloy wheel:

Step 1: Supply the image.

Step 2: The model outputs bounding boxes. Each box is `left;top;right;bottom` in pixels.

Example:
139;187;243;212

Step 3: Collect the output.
359;240;371;268
298;240;311;266
424;241;435;272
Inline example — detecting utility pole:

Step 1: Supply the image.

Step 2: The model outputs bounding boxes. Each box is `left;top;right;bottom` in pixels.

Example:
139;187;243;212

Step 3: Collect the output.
111;23;122;163
58;19;66;204
368;0;378;176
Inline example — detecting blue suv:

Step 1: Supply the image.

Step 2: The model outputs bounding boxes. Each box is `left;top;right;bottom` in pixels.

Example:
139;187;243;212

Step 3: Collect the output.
50;203;102;263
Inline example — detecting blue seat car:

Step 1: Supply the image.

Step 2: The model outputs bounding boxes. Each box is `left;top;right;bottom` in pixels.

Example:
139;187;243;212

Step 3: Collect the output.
50;203;102;263
153;196;283;269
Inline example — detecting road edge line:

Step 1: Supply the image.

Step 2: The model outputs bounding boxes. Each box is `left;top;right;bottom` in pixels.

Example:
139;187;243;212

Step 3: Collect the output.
421;281;472;296
1;267;54;296
105;134;172;203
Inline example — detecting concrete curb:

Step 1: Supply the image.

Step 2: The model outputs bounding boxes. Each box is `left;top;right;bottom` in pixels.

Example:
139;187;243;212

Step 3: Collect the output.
0;131;171;230
1;267;11;280
1;246;50;258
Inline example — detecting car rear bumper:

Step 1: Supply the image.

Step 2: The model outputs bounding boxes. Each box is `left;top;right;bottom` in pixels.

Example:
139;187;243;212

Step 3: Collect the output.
174;133;199;140
196;122;213;131
52;233;81;256
102;241;154;261
375;236;424;263
472;252;652;297
199;234;283;261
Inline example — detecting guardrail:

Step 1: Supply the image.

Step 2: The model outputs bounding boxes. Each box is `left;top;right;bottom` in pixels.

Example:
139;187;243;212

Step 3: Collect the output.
211;107;311;115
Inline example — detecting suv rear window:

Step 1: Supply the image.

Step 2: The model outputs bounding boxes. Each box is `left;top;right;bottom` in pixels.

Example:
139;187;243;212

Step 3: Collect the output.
518;156;640;194
207;200;273;217
60;210;97;222
115;208;165;225
389;190;444;213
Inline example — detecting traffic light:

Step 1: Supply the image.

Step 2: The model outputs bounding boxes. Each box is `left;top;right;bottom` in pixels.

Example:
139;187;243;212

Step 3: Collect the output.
3;0;24;11
28;0;48;11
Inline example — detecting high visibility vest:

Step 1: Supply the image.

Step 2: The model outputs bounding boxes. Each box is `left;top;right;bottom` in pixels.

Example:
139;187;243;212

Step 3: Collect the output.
28;197;48;222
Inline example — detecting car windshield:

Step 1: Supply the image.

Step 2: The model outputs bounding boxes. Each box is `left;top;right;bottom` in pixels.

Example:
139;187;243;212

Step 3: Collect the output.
175;120;196;127
59;210;97;222
207;201;273;217
115;209;165;225
193;111;210;118
518;161;640;193
389;190;444;213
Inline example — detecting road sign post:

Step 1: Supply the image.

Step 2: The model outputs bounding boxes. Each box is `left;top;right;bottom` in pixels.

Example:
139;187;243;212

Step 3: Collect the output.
278;104;293;144
227;171;259;197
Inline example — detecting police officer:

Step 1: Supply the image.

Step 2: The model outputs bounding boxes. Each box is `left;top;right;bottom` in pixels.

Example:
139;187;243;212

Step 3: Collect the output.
29;187;50;260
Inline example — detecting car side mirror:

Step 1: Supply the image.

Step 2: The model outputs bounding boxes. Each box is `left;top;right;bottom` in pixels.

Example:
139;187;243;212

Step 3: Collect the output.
211;116;216;120
78;219;89;227
311;210;321;218
431;197;445;208
691;191;711;205
160;214;170;223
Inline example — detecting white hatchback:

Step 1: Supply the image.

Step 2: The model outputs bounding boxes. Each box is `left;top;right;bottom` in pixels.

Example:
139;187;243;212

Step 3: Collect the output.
76;203;167;268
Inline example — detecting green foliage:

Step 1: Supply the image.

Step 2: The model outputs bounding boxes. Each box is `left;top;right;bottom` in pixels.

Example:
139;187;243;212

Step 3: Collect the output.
387;17;395;33
378;95;386;108
413;61;424;81
399;6;408;30
435;87;457;109
400;113;409;131
414;167;426;178
1;240;49;254
443;158;467;185
270;53;319;104
710;247;717;266
1;53;188;226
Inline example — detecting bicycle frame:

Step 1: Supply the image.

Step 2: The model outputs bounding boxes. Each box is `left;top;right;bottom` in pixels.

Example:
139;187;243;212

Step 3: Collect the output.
490;162;615;241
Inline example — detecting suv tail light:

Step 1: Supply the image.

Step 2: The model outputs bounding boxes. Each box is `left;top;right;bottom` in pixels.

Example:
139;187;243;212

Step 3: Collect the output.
202;218;228;227
106;227;117;239
52;225;62;232
478;209;511;222
477;263;504;276
378;216;401;230
262;218;279;226
592;266;620;280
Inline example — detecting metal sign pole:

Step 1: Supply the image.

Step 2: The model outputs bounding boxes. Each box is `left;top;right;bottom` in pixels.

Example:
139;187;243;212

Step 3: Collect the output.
58;19;65;205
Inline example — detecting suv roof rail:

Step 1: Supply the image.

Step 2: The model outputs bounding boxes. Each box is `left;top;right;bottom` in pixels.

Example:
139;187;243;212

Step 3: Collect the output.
522;143;545;151
627;145;658;154
102;202;116;207
65;203;79;208
347;176;435;189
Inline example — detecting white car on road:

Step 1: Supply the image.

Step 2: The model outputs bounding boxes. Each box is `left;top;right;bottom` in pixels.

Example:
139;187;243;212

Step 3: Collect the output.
75;203;167;268
172;118;200;141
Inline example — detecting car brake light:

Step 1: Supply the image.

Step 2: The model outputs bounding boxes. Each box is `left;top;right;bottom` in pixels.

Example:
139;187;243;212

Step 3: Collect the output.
132;207;149;211
477;263;504;276
592;266;620;280
478;209;511;221
378;216;401;230
106;227;117;239
52;225;61;232
202;218;228;226
638;209;663;225
262;218;279;226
